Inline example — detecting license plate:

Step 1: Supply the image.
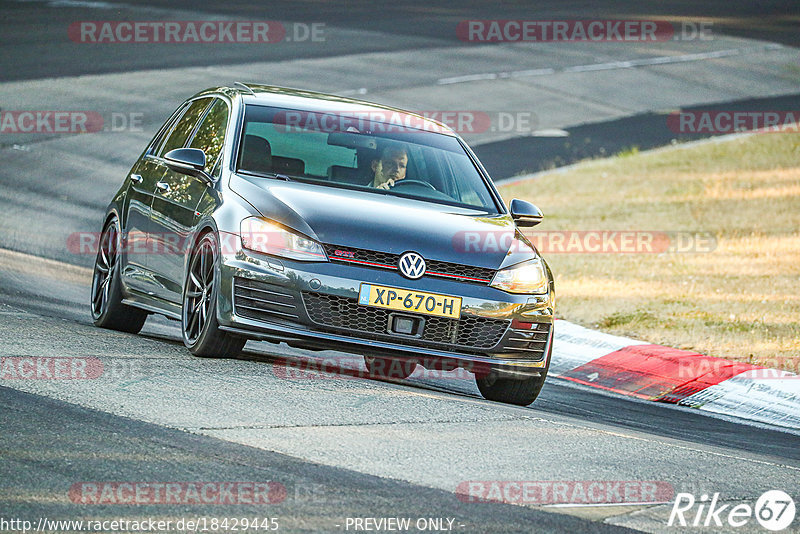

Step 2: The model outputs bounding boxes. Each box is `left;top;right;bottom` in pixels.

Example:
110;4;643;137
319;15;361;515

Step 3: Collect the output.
358;283;462;319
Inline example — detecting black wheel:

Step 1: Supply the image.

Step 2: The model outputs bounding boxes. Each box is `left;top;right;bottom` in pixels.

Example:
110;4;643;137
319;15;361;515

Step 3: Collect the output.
91;216;148;333
475;344;551;406
182;232;245;358
364;355;416;380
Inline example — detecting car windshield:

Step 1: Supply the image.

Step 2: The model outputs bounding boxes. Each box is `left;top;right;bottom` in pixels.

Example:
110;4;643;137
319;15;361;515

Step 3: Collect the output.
236;104;501;213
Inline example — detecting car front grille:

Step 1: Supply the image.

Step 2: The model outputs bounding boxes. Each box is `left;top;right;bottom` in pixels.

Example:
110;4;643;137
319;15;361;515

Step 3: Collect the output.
504;323;551;361
323;244;496;284
302;291;509;352
233;278;547;359
233;277;300;322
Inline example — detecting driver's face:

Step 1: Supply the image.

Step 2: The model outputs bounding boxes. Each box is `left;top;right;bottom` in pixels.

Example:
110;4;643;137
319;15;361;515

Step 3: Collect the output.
372;150;408;185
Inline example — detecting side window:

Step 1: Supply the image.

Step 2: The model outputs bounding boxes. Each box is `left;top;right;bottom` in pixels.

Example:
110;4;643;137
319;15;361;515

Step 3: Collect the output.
157;98;212;157
189;99;230;176
241;122;356;177
146;103;189;155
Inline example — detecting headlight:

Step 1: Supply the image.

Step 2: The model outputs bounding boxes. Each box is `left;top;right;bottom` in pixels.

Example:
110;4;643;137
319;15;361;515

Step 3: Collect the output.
240;217;327;262
490;257;548;294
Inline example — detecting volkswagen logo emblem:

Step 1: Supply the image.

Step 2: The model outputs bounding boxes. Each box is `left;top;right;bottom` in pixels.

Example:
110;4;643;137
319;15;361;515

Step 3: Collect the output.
398;252;426;279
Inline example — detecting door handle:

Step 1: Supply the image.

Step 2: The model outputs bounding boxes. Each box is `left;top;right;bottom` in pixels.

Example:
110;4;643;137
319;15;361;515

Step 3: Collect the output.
129;173;143;184
156;181;170;192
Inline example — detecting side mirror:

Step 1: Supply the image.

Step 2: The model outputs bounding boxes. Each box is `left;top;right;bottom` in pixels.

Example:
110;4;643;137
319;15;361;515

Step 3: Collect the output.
510;198;543;227
164;148;213;184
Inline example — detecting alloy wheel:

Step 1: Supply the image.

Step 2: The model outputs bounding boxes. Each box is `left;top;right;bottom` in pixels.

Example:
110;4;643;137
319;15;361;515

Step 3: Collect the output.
91;221;119;319
183;238;215;345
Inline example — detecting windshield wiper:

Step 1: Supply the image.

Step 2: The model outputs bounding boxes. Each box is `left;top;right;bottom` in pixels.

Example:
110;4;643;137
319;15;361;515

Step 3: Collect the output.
238;170;292;181
259;172;292;181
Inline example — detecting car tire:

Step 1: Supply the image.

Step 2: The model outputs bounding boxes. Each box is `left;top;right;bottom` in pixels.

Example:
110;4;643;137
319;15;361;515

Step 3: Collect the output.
364;355;416;380
91;216;148;334
182;232;245;358
475;343;551;406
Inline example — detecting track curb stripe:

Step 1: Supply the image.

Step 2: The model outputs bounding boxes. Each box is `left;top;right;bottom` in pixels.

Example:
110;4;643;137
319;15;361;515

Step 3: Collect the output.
551;320;800;430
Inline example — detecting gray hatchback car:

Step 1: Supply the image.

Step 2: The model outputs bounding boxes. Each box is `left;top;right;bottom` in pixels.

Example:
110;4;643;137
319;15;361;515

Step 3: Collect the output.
91;84;555;405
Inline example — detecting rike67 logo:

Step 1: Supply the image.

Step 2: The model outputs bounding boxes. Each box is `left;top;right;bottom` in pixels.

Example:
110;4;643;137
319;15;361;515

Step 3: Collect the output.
669;490;796;531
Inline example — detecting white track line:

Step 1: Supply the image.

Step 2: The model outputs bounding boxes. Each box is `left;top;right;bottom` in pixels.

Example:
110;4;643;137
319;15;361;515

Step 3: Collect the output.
438;43;784;85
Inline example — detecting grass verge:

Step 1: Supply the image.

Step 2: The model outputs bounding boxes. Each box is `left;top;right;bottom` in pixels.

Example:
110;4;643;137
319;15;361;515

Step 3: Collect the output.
498;131;800;372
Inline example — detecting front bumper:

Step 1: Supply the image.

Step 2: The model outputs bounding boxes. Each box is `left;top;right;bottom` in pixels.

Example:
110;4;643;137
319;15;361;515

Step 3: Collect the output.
216;247;555;378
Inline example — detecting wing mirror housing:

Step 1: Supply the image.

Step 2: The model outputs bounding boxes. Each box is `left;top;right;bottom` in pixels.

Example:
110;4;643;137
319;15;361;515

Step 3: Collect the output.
509;198;543;227
164;148;213;184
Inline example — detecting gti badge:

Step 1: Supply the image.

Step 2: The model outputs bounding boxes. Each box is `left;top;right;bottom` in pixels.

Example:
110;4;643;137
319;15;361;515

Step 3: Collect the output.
398;252;426;279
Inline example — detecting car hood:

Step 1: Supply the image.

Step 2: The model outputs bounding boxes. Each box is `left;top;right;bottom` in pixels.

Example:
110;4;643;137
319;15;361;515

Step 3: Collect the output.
230;175;536;269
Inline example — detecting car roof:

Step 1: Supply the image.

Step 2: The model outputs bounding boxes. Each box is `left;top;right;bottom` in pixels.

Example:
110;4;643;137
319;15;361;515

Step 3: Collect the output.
193;83;458;137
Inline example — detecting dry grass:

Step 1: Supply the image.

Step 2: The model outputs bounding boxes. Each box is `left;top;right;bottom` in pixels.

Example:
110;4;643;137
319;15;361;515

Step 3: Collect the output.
498;131;800;371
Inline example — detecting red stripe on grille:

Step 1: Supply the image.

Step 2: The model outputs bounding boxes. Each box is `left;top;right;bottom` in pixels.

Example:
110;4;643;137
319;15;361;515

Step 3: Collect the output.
331;256;491;283
331;257;396;269
427;271;490;283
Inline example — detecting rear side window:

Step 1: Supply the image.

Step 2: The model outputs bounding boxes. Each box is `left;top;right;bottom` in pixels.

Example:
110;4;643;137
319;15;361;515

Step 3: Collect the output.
157;98;212;157
189;99;230;175
146;102;189;155
243;122;356;176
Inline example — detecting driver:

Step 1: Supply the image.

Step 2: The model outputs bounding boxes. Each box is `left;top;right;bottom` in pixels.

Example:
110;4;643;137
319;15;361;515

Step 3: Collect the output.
369;144;408;190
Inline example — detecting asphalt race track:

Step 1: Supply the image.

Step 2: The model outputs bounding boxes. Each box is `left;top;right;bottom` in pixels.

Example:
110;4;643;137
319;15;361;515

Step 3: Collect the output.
1;1;799;533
